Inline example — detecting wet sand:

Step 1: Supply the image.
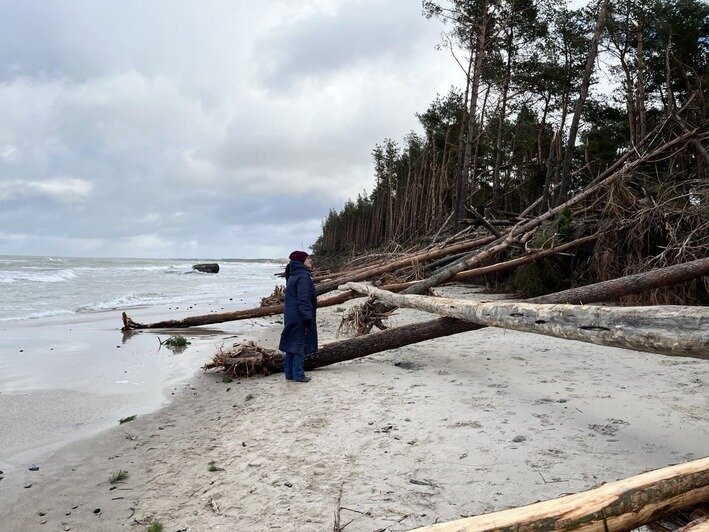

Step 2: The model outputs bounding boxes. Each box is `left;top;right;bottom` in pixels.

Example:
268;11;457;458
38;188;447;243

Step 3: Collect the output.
0;300;269;468
1;285;707;531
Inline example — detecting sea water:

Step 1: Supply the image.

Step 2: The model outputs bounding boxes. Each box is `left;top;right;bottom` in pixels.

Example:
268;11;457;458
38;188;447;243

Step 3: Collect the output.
0;255;282;322
0;255;285;465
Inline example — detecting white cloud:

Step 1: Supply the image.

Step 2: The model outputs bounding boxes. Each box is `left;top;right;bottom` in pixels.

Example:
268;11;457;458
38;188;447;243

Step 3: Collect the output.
0;177;92;202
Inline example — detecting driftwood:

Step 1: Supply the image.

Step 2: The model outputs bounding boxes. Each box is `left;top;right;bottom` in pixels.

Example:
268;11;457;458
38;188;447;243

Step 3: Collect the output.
206;258;709;376
121;279;419;331
412;456;709;532
342;283;709;358
122;236;596;331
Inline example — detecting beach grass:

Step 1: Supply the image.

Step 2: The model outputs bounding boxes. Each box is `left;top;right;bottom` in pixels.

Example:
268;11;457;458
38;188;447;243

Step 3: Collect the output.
109;469;129;484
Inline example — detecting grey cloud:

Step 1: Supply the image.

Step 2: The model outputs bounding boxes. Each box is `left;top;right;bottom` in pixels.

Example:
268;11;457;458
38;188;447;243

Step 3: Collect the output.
0;0;460;258
255;0;433;90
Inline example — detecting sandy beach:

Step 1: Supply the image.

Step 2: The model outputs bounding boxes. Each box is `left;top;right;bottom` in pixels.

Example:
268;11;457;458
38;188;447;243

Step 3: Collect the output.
1;285;707;532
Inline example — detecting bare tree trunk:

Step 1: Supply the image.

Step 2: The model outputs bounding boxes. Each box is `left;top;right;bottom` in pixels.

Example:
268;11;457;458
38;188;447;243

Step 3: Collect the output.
412;457;709;532
455;0;492;231
557;0;610;205
492;28;514;210
541;130;559;211
636;20;647;139
665;38;677;114
343;283;709;358
453;38;475;233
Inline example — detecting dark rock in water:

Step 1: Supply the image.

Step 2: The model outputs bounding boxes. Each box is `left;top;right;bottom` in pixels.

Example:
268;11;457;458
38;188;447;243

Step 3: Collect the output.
193;263;219;273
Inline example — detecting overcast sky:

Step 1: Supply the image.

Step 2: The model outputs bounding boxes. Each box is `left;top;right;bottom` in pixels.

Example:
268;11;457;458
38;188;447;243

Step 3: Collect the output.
0;0;467;259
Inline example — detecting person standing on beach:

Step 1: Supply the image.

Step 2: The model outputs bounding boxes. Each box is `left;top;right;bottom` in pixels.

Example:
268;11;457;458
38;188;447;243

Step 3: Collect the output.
278;250;318;383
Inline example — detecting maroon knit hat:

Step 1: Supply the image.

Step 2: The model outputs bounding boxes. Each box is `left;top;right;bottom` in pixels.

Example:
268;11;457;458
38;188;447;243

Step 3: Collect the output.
289;250;309;263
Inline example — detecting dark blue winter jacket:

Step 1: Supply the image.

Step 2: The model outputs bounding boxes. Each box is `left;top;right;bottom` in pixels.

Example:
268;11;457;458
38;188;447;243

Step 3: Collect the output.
278;260;318;355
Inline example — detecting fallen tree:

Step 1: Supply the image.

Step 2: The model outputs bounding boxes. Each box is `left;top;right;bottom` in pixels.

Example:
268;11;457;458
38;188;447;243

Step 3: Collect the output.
400;126;700;297
411;456;709;532
314;234;495;295
121;235;595;331
205;257;709;377
341;282;709;358
121;279;414;331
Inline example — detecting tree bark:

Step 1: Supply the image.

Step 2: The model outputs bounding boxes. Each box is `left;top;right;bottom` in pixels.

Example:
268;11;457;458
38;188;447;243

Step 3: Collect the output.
455;0;493;231
209;258;709;375
636;20;647;139
411;457;709;532
556;0;610;205
342;283;709;358
450;234;596;281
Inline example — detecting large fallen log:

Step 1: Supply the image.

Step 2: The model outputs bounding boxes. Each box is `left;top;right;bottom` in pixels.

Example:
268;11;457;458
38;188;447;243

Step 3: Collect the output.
207;258;709;376
121;236;595;331
411;456;709;532
314;235;495;295
452;234;596;282
341;283;709;358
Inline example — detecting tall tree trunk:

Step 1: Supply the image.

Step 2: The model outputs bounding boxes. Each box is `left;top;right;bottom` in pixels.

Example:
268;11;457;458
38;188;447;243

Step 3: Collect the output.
665;38;676;114
556;0;610;205
541;130;559;211
455;0;493;230
636;20;647;140
492;28;514;210
453;39;475;232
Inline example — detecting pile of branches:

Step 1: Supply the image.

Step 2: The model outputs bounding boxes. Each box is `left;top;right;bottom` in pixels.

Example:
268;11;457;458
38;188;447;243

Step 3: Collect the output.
338;297;395;336
260;285;285;307
592;169;709;305
204;341;281;378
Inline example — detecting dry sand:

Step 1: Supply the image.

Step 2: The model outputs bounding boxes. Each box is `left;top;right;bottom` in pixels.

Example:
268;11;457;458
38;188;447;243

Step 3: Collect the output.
1;285;707;532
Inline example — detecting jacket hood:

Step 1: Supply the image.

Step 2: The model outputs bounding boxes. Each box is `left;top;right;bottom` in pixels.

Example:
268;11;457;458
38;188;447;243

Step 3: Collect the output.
288;260;311;274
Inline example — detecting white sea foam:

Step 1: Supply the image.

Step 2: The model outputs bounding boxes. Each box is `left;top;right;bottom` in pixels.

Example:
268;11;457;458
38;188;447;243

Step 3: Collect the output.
0;255;279;322
0;309;74;322
0;269;77;283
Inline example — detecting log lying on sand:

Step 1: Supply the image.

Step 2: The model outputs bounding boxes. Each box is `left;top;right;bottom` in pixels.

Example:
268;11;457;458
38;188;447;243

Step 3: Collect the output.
120;235;595;331
411;456;709;532
341;283;709;358
121;280;414;331
206;258;709;376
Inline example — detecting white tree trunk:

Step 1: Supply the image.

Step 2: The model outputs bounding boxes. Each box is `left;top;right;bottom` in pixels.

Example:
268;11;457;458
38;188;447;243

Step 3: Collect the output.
341;283;709;359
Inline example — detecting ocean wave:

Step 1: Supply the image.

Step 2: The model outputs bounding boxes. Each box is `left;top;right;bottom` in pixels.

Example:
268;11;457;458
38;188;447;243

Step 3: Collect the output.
75;292;189;312
0;269;77;284
0;309;74;322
